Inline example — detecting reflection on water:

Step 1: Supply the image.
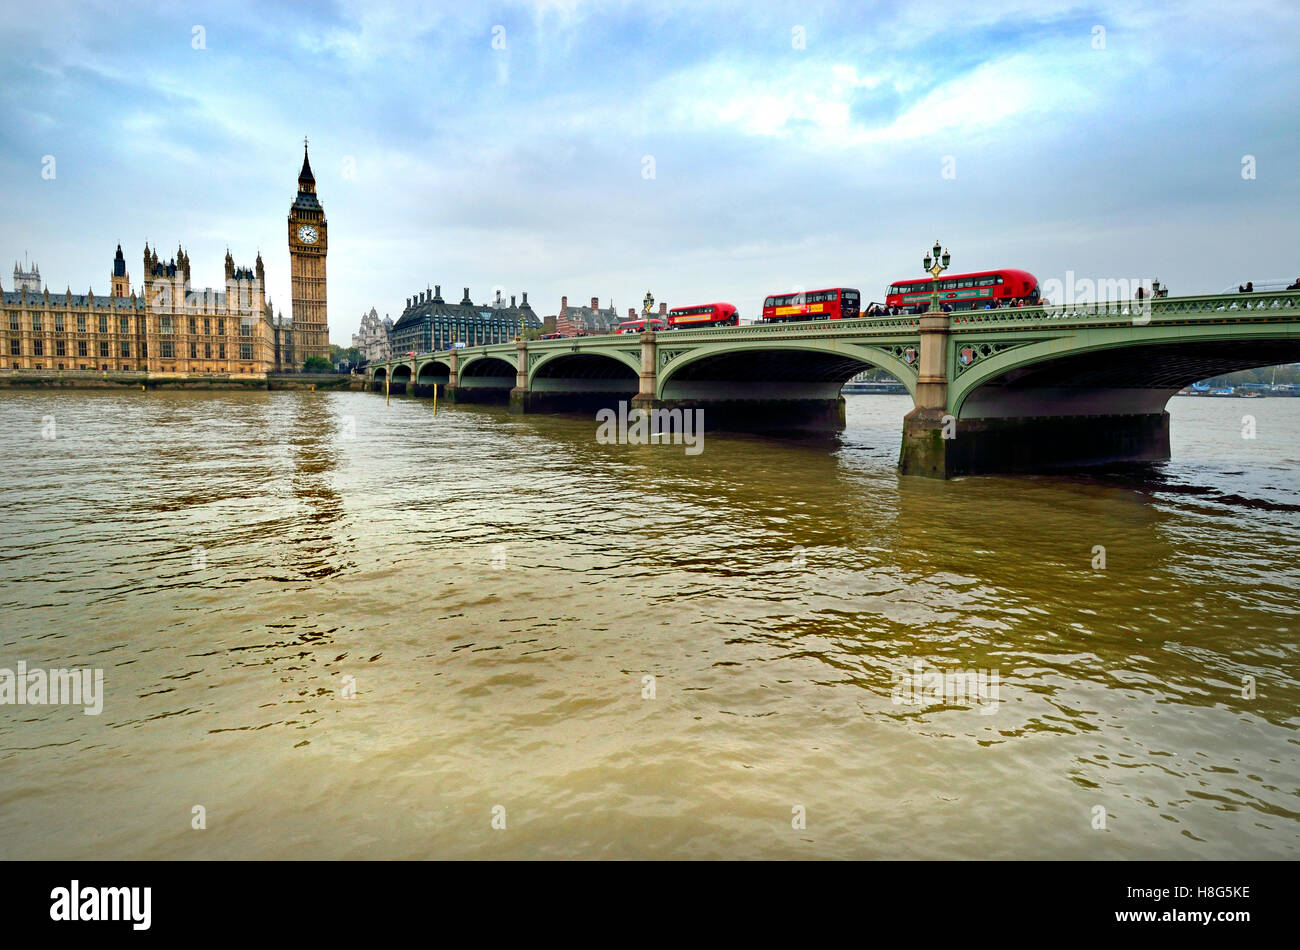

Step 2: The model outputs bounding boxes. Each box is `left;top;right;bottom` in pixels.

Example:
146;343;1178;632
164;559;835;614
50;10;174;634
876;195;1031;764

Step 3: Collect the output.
0;389;1296;859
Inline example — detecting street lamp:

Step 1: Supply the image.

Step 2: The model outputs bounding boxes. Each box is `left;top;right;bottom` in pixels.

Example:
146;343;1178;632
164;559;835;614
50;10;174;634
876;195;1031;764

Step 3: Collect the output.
921;240;951;313
642;290;655;332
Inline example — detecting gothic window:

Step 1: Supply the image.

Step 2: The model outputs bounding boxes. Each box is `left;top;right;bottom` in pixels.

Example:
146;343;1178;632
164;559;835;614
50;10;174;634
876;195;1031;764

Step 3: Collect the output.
77;314;86;332
99;342;109;357
77;341;87;357
99;315;108;334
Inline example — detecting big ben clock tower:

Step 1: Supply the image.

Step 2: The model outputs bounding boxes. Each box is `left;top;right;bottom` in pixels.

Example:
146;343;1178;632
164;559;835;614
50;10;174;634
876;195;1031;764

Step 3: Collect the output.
287;139;329;366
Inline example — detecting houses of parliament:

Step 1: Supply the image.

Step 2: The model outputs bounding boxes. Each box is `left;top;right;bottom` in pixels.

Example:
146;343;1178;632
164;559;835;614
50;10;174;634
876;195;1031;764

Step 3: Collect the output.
0;145;330;375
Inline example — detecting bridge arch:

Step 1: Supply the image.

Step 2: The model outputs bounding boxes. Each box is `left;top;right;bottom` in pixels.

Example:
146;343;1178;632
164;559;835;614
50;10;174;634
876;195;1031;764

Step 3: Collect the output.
528;349;641;392
417;359;449;383
457;354;516;395
656;341;916;401
950;324;1300;419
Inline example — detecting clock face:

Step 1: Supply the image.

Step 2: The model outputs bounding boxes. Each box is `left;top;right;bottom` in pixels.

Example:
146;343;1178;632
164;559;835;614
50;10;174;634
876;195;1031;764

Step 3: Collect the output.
297;225;319;245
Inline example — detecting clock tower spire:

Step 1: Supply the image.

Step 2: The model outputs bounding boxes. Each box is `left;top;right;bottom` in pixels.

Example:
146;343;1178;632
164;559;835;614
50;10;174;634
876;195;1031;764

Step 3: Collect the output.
287;138;328;368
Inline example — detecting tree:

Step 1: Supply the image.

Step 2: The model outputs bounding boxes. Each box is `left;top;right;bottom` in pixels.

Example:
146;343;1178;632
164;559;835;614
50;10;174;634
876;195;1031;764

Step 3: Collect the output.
304;356;333;373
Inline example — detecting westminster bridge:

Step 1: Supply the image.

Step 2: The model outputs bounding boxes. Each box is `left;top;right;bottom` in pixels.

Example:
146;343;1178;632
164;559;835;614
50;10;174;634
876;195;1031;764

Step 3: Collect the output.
368;290;1300;477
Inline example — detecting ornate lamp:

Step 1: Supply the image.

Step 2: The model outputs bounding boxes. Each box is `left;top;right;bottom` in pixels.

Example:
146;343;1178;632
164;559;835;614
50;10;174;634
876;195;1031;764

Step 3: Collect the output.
923;240;950;313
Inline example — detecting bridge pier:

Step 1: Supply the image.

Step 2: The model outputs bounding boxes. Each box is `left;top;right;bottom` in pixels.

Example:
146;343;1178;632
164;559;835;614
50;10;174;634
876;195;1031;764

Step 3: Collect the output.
901;410;1171;477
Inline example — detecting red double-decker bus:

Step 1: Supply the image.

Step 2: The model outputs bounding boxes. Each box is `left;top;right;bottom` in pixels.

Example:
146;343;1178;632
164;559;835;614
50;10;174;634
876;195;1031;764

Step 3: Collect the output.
667;303;738;328
760;288;860;322
615;316;667;334
884;269;1039;311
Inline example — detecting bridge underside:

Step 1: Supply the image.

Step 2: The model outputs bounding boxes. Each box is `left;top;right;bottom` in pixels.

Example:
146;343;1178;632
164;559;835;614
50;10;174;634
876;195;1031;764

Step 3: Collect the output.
646;349;873;430
511;353;638;414
450;357;514;404
904;339;1300;477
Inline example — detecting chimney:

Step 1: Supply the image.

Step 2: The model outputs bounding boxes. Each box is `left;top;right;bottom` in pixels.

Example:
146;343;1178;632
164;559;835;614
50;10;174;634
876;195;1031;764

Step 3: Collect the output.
521;292;528;306
561;295;567;312
406;297;411;309
659;303;667;315
591;296;599;310
510;295;516;307
461;286;471;304
628;308;635;319
434;284;441;301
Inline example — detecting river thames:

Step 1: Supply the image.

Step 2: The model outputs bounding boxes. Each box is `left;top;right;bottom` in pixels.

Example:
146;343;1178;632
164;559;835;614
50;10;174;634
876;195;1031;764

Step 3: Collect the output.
0;390;1296;859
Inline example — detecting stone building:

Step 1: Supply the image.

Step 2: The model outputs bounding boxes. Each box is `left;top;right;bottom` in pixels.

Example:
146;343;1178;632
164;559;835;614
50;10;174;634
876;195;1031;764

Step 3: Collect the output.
351;307;393;363
390;285;540;354
286;142;330;365
0;243;277;374
554;296;621;335
0;145;330;376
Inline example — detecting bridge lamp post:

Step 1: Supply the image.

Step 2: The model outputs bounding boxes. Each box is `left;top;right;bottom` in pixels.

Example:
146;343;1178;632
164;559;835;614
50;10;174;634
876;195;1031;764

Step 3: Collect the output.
922;240;951;313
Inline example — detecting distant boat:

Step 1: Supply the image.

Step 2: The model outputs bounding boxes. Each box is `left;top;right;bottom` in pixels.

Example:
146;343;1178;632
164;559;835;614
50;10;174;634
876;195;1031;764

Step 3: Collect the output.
843;380;907;395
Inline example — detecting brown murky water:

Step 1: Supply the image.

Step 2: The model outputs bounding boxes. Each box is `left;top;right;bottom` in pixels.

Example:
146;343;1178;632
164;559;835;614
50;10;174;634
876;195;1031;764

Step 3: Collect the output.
0;389;1296;859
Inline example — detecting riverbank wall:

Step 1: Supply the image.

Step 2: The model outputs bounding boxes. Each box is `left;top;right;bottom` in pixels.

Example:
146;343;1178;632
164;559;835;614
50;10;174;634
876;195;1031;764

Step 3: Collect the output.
0;371;364;392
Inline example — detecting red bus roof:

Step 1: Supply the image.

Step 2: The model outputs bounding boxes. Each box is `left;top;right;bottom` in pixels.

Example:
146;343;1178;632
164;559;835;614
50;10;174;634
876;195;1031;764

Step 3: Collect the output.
669;302;735;311
890;269;1038;286
765;287;858;297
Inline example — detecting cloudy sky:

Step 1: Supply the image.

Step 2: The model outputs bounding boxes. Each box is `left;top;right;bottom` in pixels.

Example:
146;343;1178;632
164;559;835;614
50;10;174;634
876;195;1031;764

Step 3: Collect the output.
1;0;1297;343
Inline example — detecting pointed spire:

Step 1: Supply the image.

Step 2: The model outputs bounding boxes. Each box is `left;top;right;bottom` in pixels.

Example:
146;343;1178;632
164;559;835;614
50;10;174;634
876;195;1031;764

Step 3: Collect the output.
298;137;315;187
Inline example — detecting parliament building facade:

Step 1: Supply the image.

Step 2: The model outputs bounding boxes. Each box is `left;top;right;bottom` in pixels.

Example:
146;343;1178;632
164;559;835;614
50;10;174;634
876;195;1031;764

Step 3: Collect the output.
0;145;329;376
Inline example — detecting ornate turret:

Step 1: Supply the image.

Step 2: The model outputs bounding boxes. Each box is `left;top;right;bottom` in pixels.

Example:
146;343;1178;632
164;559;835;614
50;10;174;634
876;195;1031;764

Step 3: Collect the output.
111;243;130;298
